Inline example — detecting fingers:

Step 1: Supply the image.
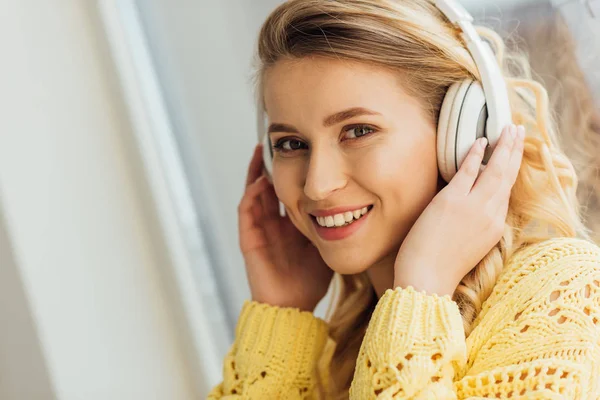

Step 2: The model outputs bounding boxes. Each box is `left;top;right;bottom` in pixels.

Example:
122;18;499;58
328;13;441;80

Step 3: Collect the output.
449;136;488;195
245;144;264;188
239;175;270;231
472;124;523;197
243;144;281;222
260;180;280;218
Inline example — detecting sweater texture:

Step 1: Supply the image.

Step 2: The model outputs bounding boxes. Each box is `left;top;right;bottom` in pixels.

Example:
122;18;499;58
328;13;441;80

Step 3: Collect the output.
208;237;600;399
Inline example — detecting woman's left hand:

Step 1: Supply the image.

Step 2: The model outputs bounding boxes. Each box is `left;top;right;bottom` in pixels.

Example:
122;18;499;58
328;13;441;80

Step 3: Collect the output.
393;124;525;296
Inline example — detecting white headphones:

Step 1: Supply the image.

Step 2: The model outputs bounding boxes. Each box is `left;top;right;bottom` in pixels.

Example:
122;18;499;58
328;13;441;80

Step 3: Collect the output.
256;0;512;183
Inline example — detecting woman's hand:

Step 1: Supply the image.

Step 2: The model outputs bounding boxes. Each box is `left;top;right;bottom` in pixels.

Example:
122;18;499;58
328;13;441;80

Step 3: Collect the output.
239;144;334;312
394;124;525;296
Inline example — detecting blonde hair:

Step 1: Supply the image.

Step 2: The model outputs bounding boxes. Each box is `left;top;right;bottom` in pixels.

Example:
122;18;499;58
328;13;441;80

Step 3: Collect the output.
251;1;595;398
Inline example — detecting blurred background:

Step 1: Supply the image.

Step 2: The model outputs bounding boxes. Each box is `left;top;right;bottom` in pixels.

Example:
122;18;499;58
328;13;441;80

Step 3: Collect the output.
0;0;598;399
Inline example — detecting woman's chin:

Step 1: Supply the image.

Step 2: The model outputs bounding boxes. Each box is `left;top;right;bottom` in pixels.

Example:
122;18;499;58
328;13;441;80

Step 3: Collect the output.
317;241;400;277
321;251;374;275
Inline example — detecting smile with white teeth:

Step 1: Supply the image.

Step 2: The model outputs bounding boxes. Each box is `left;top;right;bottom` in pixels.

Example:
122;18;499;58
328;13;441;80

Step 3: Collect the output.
315;206;371;228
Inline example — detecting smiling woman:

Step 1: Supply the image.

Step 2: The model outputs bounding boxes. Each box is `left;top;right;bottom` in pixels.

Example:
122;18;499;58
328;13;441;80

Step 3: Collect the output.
208;0;600;399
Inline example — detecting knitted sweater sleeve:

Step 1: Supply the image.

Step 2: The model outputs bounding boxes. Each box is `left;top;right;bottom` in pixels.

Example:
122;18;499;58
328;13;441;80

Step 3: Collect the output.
207;300;330;399
349;237;600;399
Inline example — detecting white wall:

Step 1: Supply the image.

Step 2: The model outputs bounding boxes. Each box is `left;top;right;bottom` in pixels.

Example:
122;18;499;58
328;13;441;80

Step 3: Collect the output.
0;1;198;399
133;0;278;324
0;203;56;400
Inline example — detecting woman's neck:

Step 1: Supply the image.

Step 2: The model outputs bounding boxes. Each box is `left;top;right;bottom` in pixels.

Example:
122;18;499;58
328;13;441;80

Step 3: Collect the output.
366;253;396;298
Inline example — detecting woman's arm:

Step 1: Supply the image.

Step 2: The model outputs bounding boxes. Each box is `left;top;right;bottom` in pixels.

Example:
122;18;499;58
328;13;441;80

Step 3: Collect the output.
350;286;467;399
349;238;600;399
207;300;330;399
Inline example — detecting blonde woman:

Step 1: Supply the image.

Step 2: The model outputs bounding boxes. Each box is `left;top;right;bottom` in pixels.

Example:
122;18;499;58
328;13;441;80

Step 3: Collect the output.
209;0;600;398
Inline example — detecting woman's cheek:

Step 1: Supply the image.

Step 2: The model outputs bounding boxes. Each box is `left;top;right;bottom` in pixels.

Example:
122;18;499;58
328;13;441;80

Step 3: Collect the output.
353;144;411;187
272;161;292;203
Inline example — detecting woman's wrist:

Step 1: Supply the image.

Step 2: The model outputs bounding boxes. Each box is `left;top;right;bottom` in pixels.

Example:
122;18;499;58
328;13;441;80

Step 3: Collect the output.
393;271;458;297
251;296;317;313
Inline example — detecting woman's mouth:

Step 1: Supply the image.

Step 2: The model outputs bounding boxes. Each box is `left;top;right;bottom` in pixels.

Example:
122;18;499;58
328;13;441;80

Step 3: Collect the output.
310;205;374;241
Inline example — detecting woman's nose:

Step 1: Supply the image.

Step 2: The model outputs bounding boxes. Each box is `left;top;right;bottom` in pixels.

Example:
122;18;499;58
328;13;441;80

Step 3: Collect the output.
303;149;347;201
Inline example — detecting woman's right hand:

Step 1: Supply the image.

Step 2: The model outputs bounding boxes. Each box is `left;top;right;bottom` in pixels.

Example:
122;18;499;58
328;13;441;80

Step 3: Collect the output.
238;144;334;313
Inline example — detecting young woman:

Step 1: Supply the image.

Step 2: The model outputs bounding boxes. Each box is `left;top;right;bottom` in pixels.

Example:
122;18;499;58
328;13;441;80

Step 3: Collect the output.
209;0;600;398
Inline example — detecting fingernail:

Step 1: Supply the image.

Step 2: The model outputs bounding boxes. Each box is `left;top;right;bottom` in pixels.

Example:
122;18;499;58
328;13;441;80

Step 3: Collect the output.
510;124;517;140
478;137;488;150
517;125;525;140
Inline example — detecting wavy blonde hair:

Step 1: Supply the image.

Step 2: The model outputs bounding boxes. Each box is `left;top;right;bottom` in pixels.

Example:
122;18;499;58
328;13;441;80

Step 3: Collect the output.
252;0;596;398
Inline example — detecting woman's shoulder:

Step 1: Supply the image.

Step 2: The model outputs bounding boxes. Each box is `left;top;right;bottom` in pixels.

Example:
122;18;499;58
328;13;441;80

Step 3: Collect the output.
513;236;600;260
470;237;600;349
501;236;600;283
479;237;600;318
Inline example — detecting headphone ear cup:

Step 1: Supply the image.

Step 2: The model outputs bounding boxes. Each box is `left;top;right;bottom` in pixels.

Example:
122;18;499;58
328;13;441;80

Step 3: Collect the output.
262;134;274;182
438;80;471;182
437;79;487;182
261;136;285;216
455;81;487;175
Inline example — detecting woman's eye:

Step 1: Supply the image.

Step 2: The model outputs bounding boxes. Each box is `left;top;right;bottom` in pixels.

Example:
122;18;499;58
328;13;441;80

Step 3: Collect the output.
345;125;375;139
273;125;375;153
273;138;307;152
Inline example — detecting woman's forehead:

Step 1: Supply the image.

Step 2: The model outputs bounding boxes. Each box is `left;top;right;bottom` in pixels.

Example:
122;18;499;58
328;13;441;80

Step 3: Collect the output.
263;58;414;119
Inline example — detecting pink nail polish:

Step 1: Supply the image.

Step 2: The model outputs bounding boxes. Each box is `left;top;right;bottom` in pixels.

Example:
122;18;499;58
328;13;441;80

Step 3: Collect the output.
479;137;488;150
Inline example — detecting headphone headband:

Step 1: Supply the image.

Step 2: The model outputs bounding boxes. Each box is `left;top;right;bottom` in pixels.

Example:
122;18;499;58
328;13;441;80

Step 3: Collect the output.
434;0;512;152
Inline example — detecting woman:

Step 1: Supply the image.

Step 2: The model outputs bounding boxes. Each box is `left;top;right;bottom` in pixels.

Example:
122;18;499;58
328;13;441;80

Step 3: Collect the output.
209;0;600;398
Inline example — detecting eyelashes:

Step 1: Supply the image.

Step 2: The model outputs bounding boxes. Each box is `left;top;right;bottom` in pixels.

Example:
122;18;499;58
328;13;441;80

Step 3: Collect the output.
272;124;377;153
272;138;307;152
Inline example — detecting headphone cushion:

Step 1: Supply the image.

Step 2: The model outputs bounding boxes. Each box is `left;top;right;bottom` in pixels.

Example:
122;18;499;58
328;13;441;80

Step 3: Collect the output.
455;82;487;174
262;134;274;182
437;80;472;182
438;80;488;182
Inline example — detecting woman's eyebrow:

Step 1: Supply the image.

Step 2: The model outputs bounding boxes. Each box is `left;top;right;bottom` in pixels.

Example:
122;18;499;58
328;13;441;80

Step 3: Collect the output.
323;107;381;127
267;107;381;135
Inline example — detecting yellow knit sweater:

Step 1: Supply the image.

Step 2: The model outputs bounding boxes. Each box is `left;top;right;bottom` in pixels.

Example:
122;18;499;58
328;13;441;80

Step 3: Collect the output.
208;237;600;399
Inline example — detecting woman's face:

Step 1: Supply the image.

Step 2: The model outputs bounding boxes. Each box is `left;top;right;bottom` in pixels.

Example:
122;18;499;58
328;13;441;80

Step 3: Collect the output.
263;57;441;274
